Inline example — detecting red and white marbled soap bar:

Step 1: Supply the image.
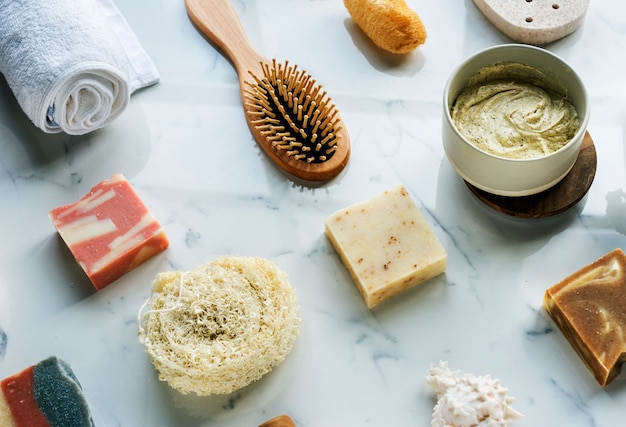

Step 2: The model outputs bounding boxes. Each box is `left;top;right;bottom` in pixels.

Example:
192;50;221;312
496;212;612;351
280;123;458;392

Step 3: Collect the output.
49;173;169;290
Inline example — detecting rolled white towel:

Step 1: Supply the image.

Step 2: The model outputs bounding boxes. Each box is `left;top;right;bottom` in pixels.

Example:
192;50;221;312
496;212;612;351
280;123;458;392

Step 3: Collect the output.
0;0;159;135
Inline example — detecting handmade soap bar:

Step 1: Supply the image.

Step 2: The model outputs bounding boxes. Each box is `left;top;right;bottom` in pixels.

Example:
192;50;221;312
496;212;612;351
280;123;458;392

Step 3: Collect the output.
544;248;626;386
324;184;447;308
0;356;94;427
50;173;169;290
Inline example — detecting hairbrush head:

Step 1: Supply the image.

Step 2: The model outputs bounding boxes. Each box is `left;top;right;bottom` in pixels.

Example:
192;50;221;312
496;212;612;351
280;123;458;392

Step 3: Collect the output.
244;60;350;181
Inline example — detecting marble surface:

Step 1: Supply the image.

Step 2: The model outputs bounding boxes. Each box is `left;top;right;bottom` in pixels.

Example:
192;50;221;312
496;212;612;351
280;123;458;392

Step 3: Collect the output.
1;0;626;426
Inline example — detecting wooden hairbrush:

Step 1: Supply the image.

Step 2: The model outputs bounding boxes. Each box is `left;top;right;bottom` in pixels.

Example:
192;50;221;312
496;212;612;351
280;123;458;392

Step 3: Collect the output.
185;0;351;182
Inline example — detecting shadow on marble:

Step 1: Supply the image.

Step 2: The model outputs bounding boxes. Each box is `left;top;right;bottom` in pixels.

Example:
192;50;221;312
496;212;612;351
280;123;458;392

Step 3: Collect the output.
43;234;96;299
160;329;304;422
0;74;152;186
0;74;88;168
436;157;584;243
342;19;426;77
526;302;626;393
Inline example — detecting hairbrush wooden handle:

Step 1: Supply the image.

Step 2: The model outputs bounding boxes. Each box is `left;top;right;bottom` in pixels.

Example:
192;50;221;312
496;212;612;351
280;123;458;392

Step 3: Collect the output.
258;415;296;427
184;0;351;182
184;0;265;77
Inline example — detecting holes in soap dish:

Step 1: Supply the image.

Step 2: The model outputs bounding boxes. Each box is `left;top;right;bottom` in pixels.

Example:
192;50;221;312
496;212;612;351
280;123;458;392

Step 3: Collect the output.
525;0;533;22
522;1;560;25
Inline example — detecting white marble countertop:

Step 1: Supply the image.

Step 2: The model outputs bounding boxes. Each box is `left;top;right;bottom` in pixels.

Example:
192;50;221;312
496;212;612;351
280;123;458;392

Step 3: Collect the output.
1;0;626;426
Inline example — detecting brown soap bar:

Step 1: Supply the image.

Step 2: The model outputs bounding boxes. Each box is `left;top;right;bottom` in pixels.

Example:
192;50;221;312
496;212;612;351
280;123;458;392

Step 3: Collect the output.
543;248;626;386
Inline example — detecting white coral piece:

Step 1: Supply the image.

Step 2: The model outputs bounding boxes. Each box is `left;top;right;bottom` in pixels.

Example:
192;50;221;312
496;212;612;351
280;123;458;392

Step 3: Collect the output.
426;361;524;427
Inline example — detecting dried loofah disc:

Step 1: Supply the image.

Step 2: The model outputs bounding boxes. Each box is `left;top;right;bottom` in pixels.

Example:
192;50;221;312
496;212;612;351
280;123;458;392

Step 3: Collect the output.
138;256;301;396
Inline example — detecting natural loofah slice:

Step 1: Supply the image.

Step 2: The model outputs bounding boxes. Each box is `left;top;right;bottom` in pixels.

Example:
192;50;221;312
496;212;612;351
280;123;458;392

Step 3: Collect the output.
138;256;301;396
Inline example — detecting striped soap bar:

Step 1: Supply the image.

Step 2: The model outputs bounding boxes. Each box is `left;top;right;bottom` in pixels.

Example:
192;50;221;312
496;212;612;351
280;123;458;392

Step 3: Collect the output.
50;173;169;290
0;356;94;427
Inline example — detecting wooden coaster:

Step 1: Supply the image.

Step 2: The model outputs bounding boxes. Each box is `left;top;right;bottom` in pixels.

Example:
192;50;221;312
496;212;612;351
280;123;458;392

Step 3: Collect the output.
465;131;596;219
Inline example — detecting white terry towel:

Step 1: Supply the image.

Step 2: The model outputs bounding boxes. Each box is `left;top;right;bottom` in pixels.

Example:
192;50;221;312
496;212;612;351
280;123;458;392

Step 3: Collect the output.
0;0;159;135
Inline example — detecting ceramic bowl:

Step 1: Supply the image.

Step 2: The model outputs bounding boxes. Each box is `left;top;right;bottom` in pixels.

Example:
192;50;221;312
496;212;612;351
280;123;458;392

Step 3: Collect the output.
442;44;590;197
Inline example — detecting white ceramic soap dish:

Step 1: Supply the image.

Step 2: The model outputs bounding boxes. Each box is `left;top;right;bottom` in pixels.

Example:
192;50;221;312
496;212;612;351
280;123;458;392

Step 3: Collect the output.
473;0;590;45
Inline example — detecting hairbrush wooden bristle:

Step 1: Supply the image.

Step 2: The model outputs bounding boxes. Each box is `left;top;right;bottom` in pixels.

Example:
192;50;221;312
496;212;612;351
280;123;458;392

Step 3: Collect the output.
245;60;343;164
185;0;350;182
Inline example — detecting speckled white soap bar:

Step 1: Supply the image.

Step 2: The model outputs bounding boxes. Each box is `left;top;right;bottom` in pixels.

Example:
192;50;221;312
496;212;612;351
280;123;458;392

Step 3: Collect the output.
473;0;590;45
324;184;447;308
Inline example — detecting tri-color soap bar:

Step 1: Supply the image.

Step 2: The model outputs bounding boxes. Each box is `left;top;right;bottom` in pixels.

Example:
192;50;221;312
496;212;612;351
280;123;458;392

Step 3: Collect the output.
50;173;169;290
0;356;94;427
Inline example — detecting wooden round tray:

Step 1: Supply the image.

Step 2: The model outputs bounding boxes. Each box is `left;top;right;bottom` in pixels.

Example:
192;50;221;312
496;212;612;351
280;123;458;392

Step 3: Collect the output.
465;131;597;219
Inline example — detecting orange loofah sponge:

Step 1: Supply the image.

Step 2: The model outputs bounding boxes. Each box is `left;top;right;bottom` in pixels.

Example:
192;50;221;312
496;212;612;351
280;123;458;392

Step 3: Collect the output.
344;0;427;54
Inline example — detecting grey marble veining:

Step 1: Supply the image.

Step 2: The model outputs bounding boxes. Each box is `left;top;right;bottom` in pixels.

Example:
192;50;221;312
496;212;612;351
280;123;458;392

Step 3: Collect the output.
1;0;626;426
